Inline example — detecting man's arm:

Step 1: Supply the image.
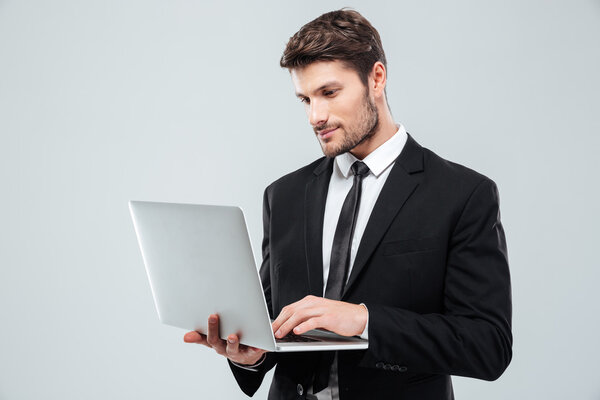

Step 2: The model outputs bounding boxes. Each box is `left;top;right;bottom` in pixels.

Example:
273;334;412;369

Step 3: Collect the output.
361;178;512;379
273;178;512;380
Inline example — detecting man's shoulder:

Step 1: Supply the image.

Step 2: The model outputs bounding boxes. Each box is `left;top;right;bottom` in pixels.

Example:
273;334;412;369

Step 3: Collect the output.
421;144;496;191
265;156;329;193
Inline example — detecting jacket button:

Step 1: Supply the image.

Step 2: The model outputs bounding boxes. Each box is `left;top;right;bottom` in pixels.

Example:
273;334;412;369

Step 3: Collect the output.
297;384;304;395
375;362;384;369
399;366;408;372
391;365;400;371
383;364;391;370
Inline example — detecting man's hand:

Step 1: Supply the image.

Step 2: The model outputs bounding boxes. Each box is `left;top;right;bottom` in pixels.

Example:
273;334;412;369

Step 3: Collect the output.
183;314;267;366
271;295;367;339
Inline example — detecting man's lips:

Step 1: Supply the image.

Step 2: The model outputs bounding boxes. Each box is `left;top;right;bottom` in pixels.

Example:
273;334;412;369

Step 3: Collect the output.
317;127;338;139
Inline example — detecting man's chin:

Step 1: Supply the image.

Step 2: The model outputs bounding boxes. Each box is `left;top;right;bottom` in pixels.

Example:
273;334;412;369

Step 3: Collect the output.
321;145;346;159
319;135;356;158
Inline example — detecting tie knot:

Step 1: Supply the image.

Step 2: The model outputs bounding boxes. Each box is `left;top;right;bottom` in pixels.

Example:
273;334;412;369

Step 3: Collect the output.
351;161;370;178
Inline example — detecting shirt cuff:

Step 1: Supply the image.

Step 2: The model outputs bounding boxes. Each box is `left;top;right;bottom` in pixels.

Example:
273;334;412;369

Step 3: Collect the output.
230;353;267;372
359;303;369;340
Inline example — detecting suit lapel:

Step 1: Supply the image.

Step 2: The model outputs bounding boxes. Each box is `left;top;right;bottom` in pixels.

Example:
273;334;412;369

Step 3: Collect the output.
342;133;425;298
304;157;334;297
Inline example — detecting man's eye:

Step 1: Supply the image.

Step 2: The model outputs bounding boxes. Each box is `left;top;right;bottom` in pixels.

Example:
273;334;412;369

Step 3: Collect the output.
299;97;310;104
324;90;337;96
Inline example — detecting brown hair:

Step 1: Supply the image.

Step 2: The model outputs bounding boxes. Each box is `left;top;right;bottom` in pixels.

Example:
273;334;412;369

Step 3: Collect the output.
280;9;387;87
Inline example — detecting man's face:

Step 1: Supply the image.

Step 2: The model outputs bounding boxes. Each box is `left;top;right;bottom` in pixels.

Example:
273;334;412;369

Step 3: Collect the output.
290;60;379;158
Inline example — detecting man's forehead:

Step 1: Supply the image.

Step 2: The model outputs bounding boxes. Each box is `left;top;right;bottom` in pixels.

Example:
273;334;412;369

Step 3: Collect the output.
290;61;359;96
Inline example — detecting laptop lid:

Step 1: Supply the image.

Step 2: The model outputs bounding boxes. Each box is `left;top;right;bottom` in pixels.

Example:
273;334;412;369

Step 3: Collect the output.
129;201;367;352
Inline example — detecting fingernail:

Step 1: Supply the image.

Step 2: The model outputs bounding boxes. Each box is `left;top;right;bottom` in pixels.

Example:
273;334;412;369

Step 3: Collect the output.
209;317;216;323
228;338;235;344
275;330;281;338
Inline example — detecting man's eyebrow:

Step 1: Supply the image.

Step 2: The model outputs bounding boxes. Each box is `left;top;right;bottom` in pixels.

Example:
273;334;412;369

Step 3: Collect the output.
295;81;342;97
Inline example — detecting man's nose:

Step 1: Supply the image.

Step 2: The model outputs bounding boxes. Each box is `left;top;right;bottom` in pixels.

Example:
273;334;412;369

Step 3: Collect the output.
308;99;328;127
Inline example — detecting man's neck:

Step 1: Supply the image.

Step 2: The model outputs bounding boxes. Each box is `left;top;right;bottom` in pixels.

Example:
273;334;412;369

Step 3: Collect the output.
350;115;399;160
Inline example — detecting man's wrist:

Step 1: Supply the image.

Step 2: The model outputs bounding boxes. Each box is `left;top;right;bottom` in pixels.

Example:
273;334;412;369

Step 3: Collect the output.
358;303;369;340
230;353;267;372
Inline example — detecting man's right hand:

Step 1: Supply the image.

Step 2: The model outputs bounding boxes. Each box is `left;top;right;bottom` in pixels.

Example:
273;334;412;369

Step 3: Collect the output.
183;313;267;366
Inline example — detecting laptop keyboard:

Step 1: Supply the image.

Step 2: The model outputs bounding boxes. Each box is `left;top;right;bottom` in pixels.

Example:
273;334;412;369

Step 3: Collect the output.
278;332;322;343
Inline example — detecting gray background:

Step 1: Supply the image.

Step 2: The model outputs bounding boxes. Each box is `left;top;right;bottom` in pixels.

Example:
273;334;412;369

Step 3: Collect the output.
1;0;599;399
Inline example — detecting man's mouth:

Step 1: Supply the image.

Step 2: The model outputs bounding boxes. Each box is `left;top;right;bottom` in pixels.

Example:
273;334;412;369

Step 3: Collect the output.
317;127;338;139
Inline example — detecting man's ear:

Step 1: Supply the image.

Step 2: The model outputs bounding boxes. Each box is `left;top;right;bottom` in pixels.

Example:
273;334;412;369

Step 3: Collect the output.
369;62;387;98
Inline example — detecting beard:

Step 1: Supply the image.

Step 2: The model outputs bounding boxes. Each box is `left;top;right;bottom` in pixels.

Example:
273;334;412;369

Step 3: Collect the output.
314;89;379;159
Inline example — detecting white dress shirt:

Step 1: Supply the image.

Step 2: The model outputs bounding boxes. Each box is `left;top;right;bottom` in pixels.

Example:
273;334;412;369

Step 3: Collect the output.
322;124;408;300
314;124;408;400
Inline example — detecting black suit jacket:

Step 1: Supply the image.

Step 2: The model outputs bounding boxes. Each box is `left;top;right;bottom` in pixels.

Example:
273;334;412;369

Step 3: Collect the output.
229;134;512;399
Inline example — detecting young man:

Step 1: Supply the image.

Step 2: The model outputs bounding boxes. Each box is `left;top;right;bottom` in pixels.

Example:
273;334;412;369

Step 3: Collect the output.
184;9;512;399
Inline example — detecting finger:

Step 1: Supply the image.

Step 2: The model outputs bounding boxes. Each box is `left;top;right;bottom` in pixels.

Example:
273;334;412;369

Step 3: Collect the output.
183;331;208;345
206;314;226;354
292;316;323;336
206;314;220;344
272;307;292;334
271;316;285;336
272;296;318;333
275;308;316;338
226;334;240;357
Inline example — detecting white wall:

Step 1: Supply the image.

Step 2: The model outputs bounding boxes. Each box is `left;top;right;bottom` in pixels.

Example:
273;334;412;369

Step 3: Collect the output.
1;0;599;398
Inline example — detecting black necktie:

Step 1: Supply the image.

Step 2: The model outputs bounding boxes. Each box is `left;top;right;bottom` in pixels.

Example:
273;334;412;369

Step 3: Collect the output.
324;161;371;300
314;161;370;394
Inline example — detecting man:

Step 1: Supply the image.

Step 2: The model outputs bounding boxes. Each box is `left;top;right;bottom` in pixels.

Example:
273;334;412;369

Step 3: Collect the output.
184;9;512;400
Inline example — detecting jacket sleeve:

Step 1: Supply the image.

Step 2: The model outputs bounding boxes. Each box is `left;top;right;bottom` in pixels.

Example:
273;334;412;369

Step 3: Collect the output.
228;185;279;396
360;178;513;381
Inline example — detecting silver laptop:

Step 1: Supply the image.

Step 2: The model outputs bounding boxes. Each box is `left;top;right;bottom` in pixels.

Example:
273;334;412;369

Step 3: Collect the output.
128;200;368;352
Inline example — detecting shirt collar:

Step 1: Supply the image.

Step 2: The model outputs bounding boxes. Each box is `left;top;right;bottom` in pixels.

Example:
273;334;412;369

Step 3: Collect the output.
335;124;408;178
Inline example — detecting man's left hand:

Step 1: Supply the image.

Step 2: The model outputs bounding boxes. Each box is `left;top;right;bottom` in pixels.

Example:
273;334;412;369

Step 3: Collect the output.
271;295;367;338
